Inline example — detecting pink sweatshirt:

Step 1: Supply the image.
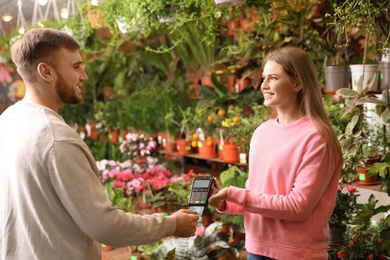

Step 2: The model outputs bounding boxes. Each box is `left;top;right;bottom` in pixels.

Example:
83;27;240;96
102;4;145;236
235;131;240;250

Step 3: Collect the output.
224;117;341;259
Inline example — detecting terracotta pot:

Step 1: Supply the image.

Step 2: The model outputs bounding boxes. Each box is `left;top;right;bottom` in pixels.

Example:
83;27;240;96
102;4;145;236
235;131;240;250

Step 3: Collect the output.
157;132;168;148
232;228;246;244
86;122;99;140
176;139;192;155
236;78;251;92
200;75;215;87
133;155;147;165
134;196;150;210
165;141;177;153
223;144;240;163
202;210;214;227
216;139;228;160
226;75;236;93
358;167;378;185
108;130;119;144
189;84;201;98
198;140;217;159
101;244;115;251
239;18;254;32
226;20;241;35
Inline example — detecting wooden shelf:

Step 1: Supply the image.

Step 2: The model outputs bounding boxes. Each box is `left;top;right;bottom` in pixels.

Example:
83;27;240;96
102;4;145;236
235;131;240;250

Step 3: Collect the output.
352;181;386;193
159;151;248;176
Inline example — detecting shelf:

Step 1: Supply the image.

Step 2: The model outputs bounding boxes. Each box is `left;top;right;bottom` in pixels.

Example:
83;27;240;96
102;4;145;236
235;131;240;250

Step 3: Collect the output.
159;150;248;176
352;181;386;193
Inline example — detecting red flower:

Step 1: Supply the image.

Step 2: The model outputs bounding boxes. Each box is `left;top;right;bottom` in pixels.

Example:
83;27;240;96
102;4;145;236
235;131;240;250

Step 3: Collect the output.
378;237;383;244
352;237;358;243
346;185;358;193
114;180;126;189
244;106;252;115
337;251;346;259
368;254;374;260
347;244;353;248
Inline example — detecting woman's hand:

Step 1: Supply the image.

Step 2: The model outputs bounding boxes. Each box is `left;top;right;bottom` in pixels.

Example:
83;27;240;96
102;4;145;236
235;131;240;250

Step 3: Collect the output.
209;179;228;211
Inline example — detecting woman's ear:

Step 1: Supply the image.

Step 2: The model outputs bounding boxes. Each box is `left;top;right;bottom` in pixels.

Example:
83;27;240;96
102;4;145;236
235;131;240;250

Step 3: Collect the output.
37;63;55;83
293;78;302;92
294;84;302;92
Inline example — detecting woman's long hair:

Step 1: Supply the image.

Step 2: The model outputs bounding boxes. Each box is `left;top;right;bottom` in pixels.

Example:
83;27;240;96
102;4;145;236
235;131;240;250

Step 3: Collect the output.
264;46;342;163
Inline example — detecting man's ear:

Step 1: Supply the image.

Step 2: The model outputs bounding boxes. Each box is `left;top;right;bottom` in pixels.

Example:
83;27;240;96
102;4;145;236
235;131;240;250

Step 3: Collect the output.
37;63;55;83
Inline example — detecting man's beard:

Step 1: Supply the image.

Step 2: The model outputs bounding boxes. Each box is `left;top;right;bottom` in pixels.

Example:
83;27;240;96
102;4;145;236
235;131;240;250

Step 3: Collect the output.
55;70;82;104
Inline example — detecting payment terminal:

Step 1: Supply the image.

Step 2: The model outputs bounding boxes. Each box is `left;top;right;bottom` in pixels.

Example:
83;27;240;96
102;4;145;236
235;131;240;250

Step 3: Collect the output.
188;176;214;216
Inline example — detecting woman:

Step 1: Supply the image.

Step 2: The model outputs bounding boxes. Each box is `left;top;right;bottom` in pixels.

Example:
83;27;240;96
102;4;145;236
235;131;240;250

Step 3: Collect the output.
209;46;342;260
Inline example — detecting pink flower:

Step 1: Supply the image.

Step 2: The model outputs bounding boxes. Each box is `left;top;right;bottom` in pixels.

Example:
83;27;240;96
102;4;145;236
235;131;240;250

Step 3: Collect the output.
108;168;120;178
346;185;358;194
338;185;343;191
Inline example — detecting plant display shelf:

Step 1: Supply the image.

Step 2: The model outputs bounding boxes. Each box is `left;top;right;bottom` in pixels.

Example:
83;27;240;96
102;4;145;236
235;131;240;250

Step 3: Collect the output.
160;151;248;176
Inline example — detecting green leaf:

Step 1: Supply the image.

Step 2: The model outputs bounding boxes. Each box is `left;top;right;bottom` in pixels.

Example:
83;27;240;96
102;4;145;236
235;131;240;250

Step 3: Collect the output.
336;88;359;98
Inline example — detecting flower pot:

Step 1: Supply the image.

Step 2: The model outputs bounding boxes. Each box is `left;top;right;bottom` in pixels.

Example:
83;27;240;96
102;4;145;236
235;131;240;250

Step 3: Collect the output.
235;78;251;92
226;20;241;35
198;140;217;159
328;225;346;246
216;139;228;160
240;18;255;32
188;83;201;98
101;244;115;251
86;122;99;140
164;141;177;153
133;155;147;165
232;228;246;245
357;167;379;185
176;139;192;155
200;75;215;88
350;64;379;92
226;75;235;93
323;66;350;94
380;62;390;91
223;144;239;163
108;130;119;144
157;132;168;148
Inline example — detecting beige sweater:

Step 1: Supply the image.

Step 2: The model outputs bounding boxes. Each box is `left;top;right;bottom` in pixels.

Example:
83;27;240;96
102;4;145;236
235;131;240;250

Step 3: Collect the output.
0;101;176;260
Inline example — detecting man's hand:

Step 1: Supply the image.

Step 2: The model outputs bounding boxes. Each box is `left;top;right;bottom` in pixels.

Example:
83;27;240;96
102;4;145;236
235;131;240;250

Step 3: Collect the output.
172;209;199;237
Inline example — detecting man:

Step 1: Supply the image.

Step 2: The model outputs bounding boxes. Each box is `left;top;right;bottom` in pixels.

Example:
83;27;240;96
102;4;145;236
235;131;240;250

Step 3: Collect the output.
0;28;198;259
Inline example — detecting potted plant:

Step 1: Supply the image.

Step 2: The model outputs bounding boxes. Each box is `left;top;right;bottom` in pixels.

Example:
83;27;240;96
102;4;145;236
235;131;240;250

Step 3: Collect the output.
328;184;360;246
328;0;386;92
119;132;158;163
151;221;240;259
318;0;351;94
331;194;390;259
216;165;248;246
148;175;191;213
181;23;222;86
336;73;388;182
231;103;268;163
220;105;242;163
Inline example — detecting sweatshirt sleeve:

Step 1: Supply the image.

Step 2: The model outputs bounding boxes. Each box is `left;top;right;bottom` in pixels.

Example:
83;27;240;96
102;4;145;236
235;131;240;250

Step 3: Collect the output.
226;139;341;222
49;139;176;247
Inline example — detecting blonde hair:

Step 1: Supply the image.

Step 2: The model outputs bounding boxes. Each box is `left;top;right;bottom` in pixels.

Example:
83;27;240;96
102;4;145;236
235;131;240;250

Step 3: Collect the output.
264;46;341;162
